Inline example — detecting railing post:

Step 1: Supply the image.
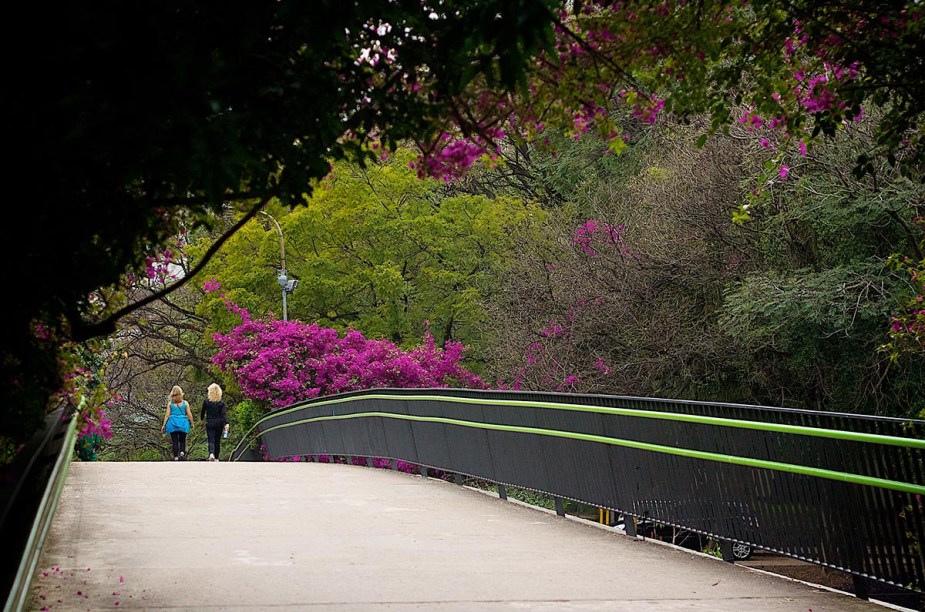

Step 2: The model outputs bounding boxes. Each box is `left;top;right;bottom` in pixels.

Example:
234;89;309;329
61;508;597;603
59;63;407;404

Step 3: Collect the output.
624;515;637;537
454;473;464;486
390;458;398;471
497;484;507;500
554;497;565;517
721;540;735;563
852;576;869;601
419;464;429;478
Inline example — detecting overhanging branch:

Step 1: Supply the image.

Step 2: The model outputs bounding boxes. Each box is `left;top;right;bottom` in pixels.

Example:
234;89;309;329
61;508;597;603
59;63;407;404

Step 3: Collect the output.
72;197;271;341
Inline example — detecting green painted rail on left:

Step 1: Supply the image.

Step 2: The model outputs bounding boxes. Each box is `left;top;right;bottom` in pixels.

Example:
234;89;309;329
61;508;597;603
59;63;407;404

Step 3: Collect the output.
3;414;78;612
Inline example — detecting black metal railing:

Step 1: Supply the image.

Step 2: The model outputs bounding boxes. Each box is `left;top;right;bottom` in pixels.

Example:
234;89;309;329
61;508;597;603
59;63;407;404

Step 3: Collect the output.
232;388;925;598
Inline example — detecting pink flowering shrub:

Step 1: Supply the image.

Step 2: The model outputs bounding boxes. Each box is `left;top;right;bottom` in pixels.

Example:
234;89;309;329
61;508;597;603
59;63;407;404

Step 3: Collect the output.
213;306;489;470
572;219;627;257
206;278;487;421
74;407;113;461
68;369;116;461
211;315;488;409
29;327;118;461
505;295;610;393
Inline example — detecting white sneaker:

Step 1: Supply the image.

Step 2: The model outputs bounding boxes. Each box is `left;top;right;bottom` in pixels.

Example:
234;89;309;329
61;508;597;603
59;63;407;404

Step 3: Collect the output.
174;457;179;461
209;453;215;462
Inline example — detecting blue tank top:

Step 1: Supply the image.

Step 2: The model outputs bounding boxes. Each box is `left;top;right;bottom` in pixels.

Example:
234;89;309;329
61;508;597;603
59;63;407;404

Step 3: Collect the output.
165;401;190;434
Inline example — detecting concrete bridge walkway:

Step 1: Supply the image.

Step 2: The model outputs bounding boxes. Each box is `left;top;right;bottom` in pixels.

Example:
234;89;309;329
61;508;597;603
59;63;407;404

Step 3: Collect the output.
27;462;894;611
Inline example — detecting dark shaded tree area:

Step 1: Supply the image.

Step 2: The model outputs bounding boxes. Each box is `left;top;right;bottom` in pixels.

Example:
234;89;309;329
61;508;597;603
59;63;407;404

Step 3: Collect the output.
3;1;558;442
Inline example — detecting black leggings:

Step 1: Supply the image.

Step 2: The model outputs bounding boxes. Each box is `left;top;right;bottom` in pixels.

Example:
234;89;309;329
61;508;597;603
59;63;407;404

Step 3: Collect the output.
170;431;187;458
206;424;223;459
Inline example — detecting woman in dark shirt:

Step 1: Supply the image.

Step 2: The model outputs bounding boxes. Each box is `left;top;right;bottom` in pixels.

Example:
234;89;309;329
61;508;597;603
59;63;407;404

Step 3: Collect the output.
200;383;229;461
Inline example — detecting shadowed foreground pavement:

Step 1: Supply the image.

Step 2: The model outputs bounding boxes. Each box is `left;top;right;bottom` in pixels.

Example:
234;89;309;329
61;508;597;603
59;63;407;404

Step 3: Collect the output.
28;462;895;611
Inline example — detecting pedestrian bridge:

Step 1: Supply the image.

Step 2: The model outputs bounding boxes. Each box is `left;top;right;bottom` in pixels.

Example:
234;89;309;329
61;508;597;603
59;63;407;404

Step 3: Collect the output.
5;388;924;611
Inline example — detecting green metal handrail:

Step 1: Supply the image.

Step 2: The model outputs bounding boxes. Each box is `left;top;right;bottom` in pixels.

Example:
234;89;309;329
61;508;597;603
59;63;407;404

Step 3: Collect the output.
3;415;78;612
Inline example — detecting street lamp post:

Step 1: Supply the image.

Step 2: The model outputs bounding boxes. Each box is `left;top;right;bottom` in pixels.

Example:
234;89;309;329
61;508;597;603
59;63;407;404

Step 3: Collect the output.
260;211;298;320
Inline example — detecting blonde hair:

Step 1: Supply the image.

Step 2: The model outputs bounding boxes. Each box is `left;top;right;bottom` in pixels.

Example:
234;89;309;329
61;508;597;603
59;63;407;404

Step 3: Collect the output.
207;383;223;402
169;385;184;403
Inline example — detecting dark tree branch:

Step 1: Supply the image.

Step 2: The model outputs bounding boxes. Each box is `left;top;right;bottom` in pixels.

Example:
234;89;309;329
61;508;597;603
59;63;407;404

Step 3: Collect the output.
72;197;270;342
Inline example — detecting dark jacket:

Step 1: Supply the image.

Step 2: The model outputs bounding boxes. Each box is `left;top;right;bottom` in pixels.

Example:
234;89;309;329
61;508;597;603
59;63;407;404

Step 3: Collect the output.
200;399;227;428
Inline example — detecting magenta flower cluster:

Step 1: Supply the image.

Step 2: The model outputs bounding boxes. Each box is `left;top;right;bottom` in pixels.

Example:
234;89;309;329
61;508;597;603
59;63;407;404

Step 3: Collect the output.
75;406;113;461
211;318;488;408
140;238;188;286
734;26;869;182
631;97;665;125
78;409;113;440
572;219;626;257
416;134;492;182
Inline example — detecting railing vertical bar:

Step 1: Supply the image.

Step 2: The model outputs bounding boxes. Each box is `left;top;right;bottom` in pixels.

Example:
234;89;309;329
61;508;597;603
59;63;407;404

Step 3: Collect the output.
865;450;896;583
871;421;907;585
784;473;803;560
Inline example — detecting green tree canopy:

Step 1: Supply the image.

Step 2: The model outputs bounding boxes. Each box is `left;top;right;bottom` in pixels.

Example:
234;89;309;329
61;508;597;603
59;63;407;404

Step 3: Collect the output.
195;148;545;364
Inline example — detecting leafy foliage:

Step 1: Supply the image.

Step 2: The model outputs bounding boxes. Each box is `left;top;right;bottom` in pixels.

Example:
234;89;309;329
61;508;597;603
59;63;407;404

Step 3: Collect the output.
450;2;925;181
884;218;925;362
482;123;754;398
716;115;925;415
231;399;266;451
194;148;545;359
476;111;924;416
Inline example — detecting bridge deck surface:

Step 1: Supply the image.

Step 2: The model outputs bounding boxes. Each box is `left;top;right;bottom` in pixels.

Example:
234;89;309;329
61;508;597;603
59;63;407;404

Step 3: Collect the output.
28;462;893;611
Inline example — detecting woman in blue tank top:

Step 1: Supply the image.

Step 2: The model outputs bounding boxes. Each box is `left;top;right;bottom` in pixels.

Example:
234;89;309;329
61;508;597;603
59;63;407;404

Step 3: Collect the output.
161;385;194;460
